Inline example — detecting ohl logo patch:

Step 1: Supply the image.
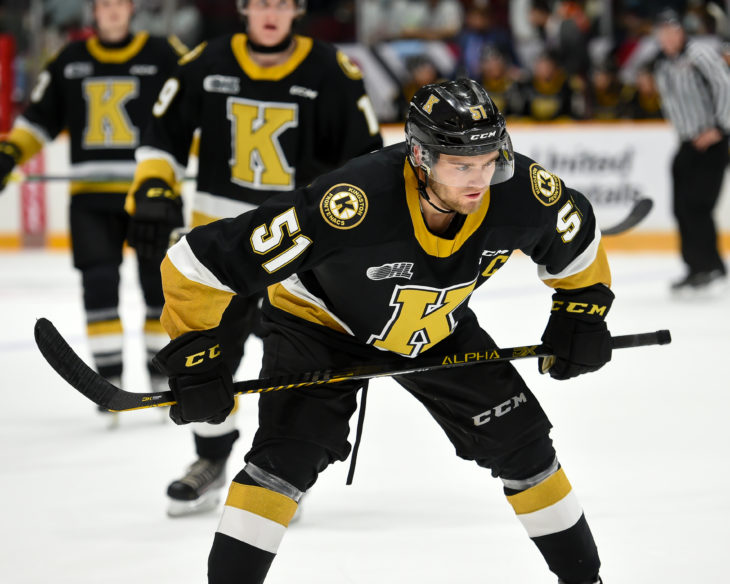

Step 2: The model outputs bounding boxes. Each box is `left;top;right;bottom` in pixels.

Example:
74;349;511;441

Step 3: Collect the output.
529;163;562;206
320;183;368;229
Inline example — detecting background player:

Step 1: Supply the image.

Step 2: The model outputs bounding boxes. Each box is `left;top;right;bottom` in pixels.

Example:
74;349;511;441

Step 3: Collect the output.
153;79;610;584
0;0;186;417
125;0;382;516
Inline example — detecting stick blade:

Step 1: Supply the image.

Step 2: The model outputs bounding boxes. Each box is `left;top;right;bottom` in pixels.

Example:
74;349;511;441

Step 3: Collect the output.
34;317;121;409
601;198;653;236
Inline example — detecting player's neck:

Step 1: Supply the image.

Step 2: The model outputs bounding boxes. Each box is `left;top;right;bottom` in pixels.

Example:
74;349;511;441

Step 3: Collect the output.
97;28;132;45
419;194;454;234
246;36;296;67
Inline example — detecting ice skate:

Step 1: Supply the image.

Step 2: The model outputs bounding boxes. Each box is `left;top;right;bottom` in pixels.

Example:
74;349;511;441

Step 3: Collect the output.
167;458;226;517
671;269;727;298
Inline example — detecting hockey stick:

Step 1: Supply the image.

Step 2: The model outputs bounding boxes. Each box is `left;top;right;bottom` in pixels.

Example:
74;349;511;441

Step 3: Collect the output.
9;172;197;182
600;198;653;236
34;317;671;413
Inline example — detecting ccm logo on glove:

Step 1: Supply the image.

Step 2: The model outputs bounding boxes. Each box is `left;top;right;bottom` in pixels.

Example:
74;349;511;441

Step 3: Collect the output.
550;300;609;316
185;344;221;367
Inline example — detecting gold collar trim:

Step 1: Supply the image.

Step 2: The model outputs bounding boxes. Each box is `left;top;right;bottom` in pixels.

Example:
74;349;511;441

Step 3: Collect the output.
86;32;149;64
231;34;313;81
403;161;490;258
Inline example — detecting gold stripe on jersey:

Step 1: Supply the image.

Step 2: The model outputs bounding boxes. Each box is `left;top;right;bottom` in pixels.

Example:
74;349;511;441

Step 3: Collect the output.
86;32;150;64
143;318;166;335
160;255;235;339
403;162;491;258
543;242;611;290
167;35;189;57
191;210;219;228
71;181;132;195
5;127;43;164
267;282;348;334
225;483;298;527
231;34;313;81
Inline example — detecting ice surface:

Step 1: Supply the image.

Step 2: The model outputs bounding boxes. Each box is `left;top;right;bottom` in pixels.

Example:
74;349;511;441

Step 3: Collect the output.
1;249;728;583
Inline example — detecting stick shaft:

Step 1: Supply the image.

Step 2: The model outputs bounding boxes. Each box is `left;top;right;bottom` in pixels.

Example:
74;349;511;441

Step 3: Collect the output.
33;318;670;412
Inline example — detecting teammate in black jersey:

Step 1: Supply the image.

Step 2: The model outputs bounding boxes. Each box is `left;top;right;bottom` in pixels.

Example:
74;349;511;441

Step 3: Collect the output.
0;0;186;417
153;79;609;584
125;0;383;516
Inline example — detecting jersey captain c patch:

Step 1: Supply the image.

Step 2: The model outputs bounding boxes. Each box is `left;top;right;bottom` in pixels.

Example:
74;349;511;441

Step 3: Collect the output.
320;183;368;229
529;163;562;206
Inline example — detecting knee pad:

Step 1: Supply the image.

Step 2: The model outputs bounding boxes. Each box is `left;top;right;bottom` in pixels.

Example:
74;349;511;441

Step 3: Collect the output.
494;434;556;484
245;439;332;493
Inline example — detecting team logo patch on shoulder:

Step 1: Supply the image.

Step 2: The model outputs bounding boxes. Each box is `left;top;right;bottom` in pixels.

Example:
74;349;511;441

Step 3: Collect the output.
336;51;363;80
529;163;562;206
320;183;368;229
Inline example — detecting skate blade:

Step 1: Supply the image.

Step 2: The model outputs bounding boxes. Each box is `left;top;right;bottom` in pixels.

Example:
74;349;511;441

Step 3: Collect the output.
167;492;221;518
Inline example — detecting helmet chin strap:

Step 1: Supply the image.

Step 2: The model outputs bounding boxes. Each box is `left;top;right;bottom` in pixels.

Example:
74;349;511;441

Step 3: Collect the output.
418;173;455;215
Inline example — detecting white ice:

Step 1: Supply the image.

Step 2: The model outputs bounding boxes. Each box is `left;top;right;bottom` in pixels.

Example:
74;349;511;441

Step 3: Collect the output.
1;248;728;583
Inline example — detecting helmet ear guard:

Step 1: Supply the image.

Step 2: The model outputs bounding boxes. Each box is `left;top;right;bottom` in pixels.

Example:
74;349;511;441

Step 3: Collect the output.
405;79;515;186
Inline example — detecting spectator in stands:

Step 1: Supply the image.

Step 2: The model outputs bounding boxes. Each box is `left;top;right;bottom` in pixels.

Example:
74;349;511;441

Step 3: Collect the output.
529;0;592;78
400;54;443;107
391;0;464;42
621;65;663;119
586;61;628;120
455;2;520;80
521;50;582;120
477;47;525;118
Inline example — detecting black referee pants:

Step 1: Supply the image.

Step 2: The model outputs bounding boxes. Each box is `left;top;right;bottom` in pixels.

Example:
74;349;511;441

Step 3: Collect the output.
672;137;728;275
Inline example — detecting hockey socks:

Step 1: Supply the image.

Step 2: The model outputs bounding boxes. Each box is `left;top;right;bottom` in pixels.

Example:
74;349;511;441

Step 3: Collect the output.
503;460;601;583
208;463;302;584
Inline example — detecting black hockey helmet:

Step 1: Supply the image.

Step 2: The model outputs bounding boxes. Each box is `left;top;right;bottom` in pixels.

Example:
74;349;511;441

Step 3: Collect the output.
236;0;306;16
406;78;514;185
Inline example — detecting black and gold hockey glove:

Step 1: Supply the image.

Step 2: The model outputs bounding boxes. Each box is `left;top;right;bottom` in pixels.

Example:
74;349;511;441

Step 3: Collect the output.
127;178;184;259
152;329;234;425
0;141;21;192
539;284;614;380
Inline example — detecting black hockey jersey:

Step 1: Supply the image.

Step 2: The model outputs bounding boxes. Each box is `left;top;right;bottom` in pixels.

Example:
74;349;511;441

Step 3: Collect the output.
6;32;185;195
160;143;611;358
127;34;383;226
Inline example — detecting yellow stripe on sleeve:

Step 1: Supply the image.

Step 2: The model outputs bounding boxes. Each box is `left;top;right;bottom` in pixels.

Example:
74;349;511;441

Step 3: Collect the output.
160;255;234;339
5;127;44;164
543;241;612;290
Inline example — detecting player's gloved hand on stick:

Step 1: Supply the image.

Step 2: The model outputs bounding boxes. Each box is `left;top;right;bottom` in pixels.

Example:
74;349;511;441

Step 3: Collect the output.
152;329;234;425
0;141;21;192
539;284;614;380
127;178;183;259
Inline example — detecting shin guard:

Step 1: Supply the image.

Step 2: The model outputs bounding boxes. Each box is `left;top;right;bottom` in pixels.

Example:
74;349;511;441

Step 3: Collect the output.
503;460;600;583
208;463;302;584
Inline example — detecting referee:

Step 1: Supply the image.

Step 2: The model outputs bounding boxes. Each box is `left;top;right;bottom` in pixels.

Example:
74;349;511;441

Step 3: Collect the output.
652;8;730;293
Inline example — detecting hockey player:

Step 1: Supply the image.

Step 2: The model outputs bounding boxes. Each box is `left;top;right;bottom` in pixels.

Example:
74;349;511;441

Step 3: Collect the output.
0;0;186;411
153;79;609;583
125;0;382;516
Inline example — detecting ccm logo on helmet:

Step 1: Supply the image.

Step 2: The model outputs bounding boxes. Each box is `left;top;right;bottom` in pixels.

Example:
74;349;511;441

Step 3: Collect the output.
470;131;497;140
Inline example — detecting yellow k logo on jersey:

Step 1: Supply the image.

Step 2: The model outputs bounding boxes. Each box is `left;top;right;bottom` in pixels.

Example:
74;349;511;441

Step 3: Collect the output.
83;78;139;148
368;280;476;357
228;97;298;190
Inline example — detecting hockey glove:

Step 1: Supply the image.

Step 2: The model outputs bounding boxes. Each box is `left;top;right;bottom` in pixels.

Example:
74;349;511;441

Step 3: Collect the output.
127;178;184;260
0;141;20;192
539;284;614;380
152;329;234;425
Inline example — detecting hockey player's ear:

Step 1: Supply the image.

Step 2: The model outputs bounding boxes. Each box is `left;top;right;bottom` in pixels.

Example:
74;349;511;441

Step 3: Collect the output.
412;143;423;166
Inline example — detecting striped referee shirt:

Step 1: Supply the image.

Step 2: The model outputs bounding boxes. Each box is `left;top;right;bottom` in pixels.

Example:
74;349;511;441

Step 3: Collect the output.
653;40;730;141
